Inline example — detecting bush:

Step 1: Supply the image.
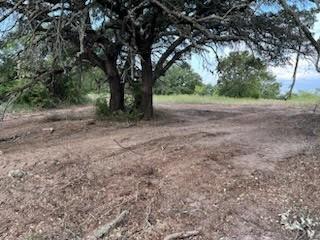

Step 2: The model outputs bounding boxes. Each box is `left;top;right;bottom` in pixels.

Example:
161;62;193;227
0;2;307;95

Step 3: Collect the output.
194;84;215;96
16;78;86;109
95;97;111;117
1;73;88;109
17;82;56;108
95;96;142;121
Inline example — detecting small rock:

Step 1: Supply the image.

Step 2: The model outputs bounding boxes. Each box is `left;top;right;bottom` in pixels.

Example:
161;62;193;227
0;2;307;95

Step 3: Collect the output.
42;128;54;133
8;169;26;179
0;150;3;155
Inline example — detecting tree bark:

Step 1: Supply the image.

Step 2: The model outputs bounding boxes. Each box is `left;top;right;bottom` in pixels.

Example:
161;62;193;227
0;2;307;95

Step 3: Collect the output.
286;44;301;100
109;77;124;111
140;51;154;120
49;70;65;100
105;58;125;112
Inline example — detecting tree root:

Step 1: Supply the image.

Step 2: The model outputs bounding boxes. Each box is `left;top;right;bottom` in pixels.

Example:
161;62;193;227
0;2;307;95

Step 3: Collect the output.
87;210;129;239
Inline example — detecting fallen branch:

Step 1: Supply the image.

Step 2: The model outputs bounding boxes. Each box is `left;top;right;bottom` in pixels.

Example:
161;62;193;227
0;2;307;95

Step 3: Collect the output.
163;230;200;240
88;210;129;239
113;139;144;156
144;197;154;229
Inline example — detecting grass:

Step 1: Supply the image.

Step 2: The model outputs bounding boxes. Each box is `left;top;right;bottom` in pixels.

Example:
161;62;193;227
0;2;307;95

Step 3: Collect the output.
290;92;320;105
0;95;93;115
88;92;320;106
2;92;318;116
154;93;320;106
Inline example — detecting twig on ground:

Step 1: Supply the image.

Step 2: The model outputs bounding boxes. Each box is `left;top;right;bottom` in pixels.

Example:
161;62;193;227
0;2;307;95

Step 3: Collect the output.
113;139;144;156
163;230;200;240
144;197;154;229
88;210;129;239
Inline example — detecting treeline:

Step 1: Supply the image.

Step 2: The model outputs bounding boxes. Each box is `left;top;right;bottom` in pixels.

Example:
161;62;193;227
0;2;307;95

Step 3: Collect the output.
0;51;285;110
154;51;281;99
1;0;318;119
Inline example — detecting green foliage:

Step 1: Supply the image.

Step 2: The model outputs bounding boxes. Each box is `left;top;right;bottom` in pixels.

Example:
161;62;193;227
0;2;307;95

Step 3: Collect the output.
57;72;88;105
0;53;18;102
0;57;90;109
194;84;216;96
0;38;99;109
95;96;142;121
16;82;56;108
95;97;111;117
154;64;202;95
81;67;107;94
217;51;280;99
127;80;143;109
260;78;281;99
194;85;206;96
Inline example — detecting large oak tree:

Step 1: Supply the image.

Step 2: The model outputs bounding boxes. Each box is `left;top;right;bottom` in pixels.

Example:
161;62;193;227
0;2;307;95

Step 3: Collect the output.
0;0;315;119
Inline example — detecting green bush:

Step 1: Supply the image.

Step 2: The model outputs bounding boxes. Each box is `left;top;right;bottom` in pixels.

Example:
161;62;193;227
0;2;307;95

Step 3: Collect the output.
127;80;143;109
95;96;142;121
194;84;216;96
17;82;56;108
95;97;111;117
1;75;88;109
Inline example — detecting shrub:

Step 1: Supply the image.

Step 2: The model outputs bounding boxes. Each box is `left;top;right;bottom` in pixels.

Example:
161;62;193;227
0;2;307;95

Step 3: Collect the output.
95;96;142;121
194;84;215;96
17;82;56;108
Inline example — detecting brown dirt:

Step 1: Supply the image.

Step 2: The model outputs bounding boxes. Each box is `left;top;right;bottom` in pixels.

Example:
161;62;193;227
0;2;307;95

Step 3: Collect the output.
0;103;320;240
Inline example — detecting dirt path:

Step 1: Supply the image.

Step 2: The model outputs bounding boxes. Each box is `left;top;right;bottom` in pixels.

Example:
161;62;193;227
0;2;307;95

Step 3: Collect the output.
0;103;319;240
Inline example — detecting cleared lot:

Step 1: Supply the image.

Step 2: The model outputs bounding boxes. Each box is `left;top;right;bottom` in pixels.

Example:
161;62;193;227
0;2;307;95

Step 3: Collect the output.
0;103;320;240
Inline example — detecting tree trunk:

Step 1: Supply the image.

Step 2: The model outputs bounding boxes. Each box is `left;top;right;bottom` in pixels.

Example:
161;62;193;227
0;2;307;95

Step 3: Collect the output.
286;44;301;100
105;59;125;112
50;71;65;100
109;77;124;111
140;51;154;120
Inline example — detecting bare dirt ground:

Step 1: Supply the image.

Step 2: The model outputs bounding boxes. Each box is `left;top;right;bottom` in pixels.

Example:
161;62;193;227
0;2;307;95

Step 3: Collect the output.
0;103;320;240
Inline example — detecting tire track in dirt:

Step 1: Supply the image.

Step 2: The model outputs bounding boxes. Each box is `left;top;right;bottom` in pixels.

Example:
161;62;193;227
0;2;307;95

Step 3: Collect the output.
0;103;319;240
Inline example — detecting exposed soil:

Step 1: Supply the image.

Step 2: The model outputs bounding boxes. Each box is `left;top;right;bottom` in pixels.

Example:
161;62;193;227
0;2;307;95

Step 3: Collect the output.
0;103;320;240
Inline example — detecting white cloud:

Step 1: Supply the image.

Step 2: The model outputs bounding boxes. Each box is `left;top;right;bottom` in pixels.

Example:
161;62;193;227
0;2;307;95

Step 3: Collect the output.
270;58;319;82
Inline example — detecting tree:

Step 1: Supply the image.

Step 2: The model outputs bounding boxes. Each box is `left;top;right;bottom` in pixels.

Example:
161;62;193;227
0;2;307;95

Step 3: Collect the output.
154;64;202;95
217;51;280;99
194;84;216;96
0;0;313;119
0;39;88;107
278;0;320;71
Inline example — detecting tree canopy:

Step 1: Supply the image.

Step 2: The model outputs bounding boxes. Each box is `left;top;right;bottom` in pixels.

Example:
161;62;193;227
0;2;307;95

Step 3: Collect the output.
217;51;280;99
154;64;202;95
0;0;318;118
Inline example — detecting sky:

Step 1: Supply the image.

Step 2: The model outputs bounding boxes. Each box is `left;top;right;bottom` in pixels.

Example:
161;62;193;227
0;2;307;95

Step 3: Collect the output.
189;14;320;93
